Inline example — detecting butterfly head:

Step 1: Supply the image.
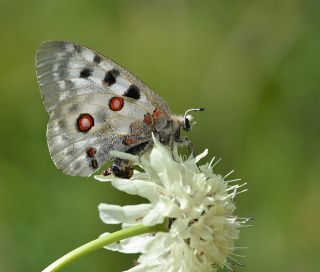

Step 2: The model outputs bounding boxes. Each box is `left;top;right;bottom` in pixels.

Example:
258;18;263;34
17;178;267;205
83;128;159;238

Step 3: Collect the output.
182;108;205;132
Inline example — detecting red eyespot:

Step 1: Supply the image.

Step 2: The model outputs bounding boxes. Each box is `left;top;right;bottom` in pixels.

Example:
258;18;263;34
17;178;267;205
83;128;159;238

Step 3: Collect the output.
86;147;96;158
152;108;163;119
123;137;137;145
109;96;124;111
77;114;94;132
143;113;152;125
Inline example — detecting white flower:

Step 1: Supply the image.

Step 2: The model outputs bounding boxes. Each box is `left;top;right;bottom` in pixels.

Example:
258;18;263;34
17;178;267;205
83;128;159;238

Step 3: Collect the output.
95;135;247;272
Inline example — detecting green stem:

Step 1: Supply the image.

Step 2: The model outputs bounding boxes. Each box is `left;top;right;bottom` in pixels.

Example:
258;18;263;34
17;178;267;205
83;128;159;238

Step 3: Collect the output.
42;222;168;272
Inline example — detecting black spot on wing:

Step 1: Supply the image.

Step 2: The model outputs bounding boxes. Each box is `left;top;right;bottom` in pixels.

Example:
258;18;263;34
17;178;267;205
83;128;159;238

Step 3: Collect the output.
69;104;80;113
91;159;98;169
124;85;140;100
127;141;150;155
57;120;66;129
80;68;92;78
93;54;102;64
74;44;82;53
103;69;120;86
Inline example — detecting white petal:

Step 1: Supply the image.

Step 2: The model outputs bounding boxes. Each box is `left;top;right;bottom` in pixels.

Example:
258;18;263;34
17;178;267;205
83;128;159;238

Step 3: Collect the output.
111;179;162;202
142;202;166;226
143;196;183;226
148;151;182;190
195;149;208;163
99;203;152;224
132;171;150;179
100;232;153;253
124;263;162;272
170;218;189;235
94;174;117;182
141;232;174;258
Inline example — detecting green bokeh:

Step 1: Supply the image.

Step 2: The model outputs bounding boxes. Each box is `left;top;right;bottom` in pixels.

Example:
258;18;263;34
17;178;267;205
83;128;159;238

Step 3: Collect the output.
0;0;319;271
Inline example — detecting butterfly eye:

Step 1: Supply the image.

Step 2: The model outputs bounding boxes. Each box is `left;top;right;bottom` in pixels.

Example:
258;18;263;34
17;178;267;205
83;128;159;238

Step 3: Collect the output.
77;114;94;132
183;108;205;132
183;117;191;131
109;97;124;111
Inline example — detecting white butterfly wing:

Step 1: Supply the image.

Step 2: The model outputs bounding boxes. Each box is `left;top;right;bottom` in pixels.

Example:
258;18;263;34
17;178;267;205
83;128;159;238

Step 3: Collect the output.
36;41;169;176
47;93;152;176
36;40;169;114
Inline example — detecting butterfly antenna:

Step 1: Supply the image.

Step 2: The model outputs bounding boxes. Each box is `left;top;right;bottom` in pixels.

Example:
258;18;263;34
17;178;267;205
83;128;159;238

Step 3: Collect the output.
183;108;205;119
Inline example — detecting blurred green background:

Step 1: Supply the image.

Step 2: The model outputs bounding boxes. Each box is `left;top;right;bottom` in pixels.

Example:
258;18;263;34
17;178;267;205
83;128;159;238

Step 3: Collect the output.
0;0;319;271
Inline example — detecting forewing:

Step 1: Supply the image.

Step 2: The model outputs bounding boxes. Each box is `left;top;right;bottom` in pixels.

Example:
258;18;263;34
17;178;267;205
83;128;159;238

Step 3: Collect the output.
36;40;170;115
48;93;152;176
36;40;171;176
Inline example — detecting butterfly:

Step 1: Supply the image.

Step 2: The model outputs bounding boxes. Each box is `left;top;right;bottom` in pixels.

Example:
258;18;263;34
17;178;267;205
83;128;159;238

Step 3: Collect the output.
35;41;203;178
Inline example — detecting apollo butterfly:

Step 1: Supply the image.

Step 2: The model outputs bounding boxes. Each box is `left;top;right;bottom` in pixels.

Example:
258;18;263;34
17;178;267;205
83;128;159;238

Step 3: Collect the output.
36;41;203;178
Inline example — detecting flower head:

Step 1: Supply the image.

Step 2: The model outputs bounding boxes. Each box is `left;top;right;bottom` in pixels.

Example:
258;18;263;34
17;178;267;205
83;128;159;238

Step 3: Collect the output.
95;135;246;272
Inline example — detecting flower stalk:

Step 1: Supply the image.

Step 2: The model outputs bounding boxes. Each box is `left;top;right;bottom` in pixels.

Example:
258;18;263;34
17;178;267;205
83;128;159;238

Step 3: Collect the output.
42;222;168;272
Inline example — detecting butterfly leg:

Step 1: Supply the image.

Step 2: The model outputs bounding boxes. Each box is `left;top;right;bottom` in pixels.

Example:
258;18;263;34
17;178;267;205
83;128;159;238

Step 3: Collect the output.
185;139;202;171
175;136;201;171
168;134;195;162
175;136;194;154
103;158;134;179
182;137;196;157
103;141;151;179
